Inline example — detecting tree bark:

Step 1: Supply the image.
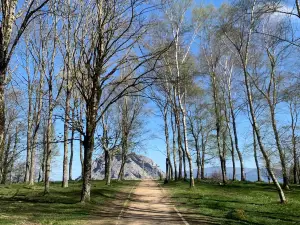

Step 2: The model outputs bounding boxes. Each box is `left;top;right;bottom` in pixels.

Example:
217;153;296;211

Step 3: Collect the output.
223;94;236;181
62;93;70;187
104;149;109;180
44;109;53;194
81;132;94;202
69;110;75;181
29;73;44;185
179;95;194;187
201;134;206;179
253;125;262;182
118;143;127;181
106;151;112;185
0;71;6;179
211;72;227;184
163;104;173;181
173;88;182;179
63;0;72;187
228;90;245;181
25;88;33;183
290;105;298;184
269;102;289;189
79;102;84;179
229;130;236;181
171;111;178;180
244;66;286;203
1;133;12;184
195;137;201;180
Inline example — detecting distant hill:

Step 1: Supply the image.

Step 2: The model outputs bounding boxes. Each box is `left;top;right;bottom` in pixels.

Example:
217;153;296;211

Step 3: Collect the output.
196;167;283;182
91;153;164;180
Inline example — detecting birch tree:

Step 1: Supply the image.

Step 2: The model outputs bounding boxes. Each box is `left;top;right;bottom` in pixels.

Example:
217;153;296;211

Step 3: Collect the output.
221;0;286;203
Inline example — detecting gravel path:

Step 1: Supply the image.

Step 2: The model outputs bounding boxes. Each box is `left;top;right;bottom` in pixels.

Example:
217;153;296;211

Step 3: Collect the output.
116;180;187;225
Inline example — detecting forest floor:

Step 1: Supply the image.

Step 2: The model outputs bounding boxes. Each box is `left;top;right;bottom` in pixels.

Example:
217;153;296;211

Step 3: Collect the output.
0;180;138;225
163;179;300;225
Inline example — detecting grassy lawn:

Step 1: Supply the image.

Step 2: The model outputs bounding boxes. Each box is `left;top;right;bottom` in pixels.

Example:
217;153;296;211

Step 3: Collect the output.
163;180;300;225
0;180;137;225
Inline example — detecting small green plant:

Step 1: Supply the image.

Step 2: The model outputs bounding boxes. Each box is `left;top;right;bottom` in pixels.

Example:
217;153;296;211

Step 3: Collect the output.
226;209;246;221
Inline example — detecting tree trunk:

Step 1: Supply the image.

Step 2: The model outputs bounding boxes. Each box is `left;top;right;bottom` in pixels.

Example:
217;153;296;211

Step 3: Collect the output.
244;66;286;203
222;130;227;180
171;111;178;180
224;97;236;181
29;123;37;185
290;101;298;184
292;127;298;184
62;88;70;188
81;133;94;202
180;97;194;187
229;131;236;181
269;103;289;189
118;148;127;181
229;93;245;181
173;87;182;179
29;75;44;185
25;93;32;183
63;0;72;188
40;129;47;183
163;105;173;181
9;129;18;184
44;112;53;194
182;144;187;180
80;135;84;179
0;1;18;175
195;138;201;180
106;151;112;185
0;78;5;176
1;134;12;184
104;149;108;180
79;102;84;179
253;126;262;182
211;73;227;184
44;78;54;194
69;115;75;181
201;137;206;179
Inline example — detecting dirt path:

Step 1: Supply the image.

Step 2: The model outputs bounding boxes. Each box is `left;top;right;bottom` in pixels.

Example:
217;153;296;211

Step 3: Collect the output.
116;180;187;225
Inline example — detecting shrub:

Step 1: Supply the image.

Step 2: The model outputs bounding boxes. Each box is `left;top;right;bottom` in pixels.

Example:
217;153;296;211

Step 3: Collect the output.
226;209;246;221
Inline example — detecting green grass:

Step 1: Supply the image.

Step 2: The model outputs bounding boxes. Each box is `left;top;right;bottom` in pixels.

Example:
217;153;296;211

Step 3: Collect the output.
163;180;300;225
0;180;137;225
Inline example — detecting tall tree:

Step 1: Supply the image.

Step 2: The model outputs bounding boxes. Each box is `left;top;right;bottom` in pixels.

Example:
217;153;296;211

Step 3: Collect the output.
0;0;51;176
73;0;169;202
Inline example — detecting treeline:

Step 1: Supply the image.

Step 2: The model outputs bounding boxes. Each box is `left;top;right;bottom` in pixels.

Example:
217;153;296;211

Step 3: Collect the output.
0;0;299;204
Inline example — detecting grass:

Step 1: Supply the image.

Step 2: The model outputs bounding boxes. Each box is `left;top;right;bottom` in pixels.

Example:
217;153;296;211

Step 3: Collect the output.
0;180;137;225
163;180;300;225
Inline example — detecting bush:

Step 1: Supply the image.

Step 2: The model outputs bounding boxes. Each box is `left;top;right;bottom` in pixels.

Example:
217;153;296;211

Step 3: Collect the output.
210;171;223;182
226;209;246;221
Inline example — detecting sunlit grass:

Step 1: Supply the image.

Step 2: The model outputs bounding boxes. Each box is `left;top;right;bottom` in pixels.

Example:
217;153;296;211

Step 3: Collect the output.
164;180;300;225
0;180;137;225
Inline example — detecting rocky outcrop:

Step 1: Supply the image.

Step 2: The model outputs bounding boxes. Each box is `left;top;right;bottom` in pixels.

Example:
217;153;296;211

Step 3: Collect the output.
91;153;164;180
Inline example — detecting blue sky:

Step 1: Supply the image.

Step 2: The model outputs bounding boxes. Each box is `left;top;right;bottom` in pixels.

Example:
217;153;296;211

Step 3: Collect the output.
47;0;300;181
49;0;235;181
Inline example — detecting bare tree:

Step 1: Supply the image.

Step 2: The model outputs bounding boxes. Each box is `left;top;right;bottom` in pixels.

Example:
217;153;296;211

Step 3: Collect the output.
221;0;286;202
0;0;51;175
72;0;170;202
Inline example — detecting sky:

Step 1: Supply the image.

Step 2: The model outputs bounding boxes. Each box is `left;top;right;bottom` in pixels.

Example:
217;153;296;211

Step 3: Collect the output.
49;0;244;181
42;0;300;181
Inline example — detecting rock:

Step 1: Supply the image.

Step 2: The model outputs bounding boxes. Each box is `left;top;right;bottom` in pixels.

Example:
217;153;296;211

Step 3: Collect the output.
91;153;164;180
